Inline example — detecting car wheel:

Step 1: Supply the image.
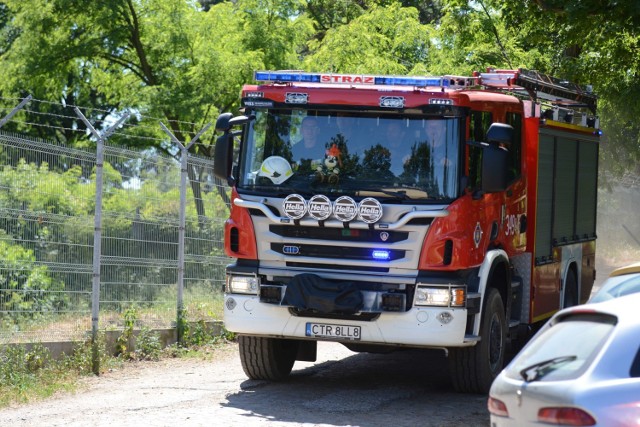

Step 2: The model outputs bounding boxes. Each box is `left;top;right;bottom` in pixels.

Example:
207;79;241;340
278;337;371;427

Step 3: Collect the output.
238;335;298;380
449;288;507;394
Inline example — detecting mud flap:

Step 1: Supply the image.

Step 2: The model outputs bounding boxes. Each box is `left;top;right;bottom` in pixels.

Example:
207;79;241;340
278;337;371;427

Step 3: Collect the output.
283;273;363;314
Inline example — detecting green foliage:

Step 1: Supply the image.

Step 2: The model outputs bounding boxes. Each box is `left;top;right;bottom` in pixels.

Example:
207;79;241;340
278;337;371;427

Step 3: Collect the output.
0;344;59;406
181;319;235;348
114;307;162;361
0;323;234;408
182;318;208;346
0;160;93;215
493;0;640;175
63;332;114;375
0;231;67;316
0;336;120;407
115;306;138;357
305;3;432;74
0;0;265;151
135;327;162;361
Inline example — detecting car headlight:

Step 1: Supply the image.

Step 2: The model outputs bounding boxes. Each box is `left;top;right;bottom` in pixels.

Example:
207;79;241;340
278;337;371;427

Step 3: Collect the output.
415;285;465;307
226;275;260;294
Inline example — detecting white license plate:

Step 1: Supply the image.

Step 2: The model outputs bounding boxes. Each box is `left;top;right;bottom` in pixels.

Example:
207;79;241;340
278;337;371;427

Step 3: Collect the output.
305;322;361;341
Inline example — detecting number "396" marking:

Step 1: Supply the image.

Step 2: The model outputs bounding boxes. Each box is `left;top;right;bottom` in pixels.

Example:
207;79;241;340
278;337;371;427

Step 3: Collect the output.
505;214;520;236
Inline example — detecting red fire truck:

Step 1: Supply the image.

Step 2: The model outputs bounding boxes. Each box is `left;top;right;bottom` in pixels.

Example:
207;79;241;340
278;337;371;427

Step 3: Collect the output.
213;68;600;393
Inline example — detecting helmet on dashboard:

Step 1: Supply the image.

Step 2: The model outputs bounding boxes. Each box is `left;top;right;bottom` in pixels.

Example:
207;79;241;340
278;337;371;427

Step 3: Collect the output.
257;156;293;184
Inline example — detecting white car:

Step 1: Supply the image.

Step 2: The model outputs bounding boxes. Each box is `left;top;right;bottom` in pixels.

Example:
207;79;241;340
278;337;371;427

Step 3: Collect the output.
589;261;640;303
488;293;640;426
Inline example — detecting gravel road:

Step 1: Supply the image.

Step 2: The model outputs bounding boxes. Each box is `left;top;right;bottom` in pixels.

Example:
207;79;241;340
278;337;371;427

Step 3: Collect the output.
0;341;488;427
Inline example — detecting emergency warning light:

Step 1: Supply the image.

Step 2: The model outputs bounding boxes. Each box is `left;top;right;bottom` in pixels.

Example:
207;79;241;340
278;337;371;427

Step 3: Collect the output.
254;71;467;88
372;250;391;260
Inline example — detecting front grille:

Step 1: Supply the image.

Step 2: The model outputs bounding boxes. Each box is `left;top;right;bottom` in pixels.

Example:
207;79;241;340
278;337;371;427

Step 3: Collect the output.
289;308;380;321
269;224;408;243
285;261;389;273
273;243;405;261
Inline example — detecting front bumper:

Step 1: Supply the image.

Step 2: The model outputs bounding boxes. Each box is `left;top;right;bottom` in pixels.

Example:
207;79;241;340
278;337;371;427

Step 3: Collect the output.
224;293;473;348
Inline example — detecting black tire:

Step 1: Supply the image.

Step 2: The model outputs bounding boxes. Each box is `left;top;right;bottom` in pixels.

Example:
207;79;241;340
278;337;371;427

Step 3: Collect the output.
237;335;298;380
563;269;579;308
448;288;507;394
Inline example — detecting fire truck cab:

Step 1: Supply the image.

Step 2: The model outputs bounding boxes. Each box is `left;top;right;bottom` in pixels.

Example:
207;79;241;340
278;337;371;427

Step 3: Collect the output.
213;69;600;393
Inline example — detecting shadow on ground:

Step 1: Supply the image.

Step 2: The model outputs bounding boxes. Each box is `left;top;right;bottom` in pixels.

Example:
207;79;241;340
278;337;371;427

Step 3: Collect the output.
222;348;488;427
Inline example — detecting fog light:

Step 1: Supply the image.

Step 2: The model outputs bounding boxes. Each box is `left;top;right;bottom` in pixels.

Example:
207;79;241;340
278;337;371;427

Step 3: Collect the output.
437;311;453;324
227;275;260;294
225;297;237;311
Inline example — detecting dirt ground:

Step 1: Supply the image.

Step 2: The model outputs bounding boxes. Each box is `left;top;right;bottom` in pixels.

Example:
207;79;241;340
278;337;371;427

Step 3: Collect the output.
0;341;489;427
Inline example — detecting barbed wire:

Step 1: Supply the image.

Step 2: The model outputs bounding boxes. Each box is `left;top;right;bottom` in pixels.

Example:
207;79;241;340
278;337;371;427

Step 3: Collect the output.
8;119;87;135
1;96;219;150
0;96;217;129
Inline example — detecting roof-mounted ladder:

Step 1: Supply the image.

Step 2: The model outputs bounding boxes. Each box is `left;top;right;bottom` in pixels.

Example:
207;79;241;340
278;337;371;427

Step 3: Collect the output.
479;68;597;114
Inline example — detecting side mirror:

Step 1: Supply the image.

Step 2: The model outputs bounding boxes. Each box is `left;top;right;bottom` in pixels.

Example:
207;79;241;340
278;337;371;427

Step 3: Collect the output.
486;123;513;148
213;133;234;185
216;113;254;132
215;112;234;132
213;113;256;186
481;144;508;193
480;123;513;193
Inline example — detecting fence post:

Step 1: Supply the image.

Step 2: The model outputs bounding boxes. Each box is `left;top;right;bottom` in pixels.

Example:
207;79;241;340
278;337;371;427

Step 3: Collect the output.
0;95;32;129
76;108;130;375
160;122;211;345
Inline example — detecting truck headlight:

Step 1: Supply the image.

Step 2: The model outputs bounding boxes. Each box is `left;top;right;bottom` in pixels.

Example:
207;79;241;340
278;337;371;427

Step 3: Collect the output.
226;275;260;294
415;285;465;307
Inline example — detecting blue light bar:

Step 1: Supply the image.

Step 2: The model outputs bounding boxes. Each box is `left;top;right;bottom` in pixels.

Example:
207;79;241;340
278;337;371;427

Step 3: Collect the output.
254;71;320;83
254;71;447;88
372;250;391;260
374;76;445;87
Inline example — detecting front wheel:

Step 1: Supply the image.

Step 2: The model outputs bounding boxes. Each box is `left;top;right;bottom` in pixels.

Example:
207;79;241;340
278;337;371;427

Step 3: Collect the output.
237;335;298;380
448;288;507;393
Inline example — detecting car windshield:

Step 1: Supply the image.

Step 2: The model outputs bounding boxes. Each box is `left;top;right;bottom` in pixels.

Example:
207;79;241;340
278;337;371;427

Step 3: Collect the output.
237;109;462;202
505;314;615;382
590;274;640;303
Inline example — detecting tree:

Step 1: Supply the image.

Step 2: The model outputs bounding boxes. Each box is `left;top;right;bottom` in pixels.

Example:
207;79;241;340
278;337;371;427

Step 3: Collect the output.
304;3;432;74
493;0;640;176
0;0;303;218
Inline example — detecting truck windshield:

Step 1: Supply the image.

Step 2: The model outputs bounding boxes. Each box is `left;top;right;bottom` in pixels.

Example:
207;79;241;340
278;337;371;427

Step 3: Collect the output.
237;109;461;202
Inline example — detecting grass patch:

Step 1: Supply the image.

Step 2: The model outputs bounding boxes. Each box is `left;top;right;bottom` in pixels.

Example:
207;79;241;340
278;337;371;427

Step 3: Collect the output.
0;283;231;408
0;326;235;409
0;340;107;407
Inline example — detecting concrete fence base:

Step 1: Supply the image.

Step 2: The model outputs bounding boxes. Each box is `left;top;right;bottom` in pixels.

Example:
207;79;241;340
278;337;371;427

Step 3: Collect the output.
1;321;224;361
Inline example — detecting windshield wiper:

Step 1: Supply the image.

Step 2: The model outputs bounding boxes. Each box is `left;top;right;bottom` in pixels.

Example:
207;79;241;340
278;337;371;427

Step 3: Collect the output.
357;187;428;201
520;355;577;382
244;185;314;197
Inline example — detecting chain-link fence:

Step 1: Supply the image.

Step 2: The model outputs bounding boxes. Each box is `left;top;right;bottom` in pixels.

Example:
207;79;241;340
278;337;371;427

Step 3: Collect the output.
0;97;230;346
